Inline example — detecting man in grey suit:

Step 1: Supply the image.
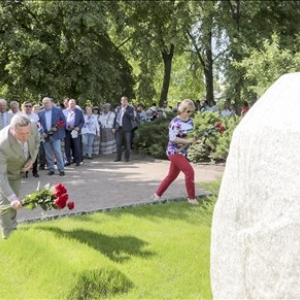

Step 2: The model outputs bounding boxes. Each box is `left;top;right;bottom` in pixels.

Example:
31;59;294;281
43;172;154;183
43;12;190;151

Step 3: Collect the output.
0;113;40;239
0;99;13;130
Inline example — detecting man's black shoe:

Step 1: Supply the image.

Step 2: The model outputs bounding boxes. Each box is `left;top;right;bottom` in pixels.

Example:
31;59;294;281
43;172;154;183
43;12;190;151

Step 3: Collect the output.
32;172;39;178
114;159;121;162
48;171;55;175
39;165;45;170
65;162;71;166
59;171;65;176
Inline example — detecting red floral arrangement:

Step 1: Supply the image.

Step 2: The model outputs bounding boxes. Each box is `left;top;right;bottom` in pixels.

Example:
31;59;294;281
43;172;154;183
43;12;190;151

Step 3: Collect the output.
47;120;64;135
177;122;226;153
0;182;75;216
67;125;74;131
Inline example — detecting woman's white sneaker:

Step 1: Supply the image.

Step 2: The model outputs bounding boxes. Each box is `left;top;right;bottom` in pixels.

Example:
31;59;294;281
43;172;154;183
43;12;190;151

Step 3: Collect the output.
151;193;161;201
187;198;199;205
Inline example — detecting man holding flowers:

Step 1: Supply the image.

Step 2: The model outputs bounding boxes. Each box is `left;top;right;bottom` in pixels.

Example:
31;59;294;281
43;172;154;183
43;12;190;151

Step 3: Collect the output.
38;97;66;176
0;113;40;239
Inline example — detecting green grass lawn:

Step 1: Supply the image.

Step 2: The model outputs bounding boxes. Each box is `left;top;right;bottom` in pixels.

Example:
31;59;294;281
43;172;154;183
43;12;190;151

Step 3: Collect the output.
0;196;216;299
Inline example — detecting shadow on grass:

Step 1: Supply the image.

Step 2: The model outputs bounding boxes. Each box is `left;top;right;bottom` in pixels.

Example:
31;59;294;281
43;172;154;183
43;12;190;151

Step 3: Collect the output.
36;226;154;263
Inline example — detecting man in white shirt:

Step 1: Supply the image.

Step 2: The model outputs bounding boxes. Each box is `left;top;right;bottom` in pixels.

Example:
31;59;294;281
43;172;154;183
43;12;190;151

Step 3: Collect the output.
0;99;13;131
10;101;20;114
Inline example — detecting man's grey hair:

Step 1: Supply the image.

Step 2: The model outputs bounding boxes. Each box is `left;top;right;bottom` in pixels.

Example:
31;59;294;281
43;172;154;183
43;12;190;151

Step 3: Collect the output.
0;99;7;105
10;101;19;108
10;113;31;128
42;97;53;103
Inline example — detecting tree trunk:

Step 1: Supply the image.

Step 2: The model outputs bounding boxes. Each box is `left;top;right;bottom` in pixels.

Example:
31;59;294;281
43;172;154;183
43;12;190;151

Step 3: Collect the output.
159;44;175;106
204;31;214;105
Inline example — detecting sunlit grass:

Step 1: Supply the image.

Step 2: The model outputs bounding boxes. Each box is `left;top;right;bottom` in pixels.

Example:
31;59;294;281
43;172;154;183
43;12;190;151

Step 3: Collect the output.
0;190;219;299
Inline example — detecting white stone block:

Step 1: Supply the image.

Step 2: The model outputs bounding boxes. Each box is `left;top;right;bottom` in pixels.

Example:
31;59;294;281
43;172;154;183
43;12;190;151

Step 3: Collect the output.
210;73;300;299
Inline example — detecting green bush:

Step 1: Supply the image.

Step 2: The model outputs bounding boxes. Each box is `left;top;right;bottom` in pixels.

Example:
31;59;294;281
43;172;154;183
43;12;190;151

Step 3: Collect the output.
134;111;240;162
187;112;240;163
133;113;174;159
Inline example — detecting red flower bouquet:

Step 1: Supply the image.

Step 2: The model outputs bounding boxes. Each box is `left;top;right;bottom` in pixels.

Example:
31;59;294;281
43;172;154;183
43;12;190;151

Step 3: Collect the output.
177;122;226;153
47;120;64;135
66;125;73;130
0;182;75;216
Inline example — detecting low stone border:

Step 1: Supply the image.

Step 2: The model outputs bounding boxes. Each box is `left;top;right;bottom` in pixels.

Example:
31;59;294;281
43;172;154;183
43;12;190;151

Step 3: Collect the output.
18;193;210;225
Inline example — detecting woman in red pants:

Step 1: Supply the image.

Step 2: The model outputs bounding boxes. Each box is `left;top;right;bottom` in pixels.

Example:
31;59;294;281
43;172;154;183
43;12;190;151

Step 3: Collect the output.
152;99;198;205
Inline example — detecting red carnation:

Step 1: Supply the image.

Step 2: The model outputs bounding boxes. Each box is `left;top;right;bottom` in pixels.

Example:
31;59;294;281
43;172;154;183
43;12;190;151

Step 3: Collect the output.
215;122;225;133
59;193;69;202
57;120;64;128
53;183;67;197
54;197;67;209
67;201;75;210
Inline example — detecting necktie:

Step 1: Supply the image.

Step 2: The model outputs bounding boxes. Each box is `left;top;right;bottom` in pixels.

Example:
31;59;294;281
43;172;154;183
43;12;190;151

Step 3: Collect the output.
22;142;29;160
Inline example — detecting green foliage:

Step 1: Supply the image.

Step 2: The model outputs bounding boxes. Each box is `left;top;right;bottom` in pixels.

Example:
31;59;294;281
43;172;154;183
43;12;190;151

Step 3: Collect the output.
133;113;174;158
154;51;205;105
134;110;239;162
235;33;300;97
188;112;239;163
109;1;192;106
211;116;240;161
0;1;134;105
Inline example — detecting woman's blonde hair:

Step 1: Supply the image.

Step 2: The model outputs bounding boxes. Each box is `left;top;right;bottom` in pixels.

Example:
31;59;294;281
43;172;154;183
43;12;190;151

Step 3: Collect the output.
177;99;195;114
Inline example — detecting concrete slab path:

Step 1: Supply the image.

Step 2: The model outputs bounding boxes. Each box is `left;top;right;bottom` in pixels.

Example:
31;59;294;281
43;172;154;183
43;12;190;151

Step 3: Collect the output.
17;153;225;223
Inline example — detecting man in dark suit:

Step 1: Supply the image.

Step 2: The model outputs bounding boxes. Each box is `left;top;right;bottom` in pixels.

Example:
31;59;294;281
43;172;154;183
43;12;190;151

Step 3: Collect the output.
38;97;66;176
112;96;134;162
64;99;85;166
0;113;40;239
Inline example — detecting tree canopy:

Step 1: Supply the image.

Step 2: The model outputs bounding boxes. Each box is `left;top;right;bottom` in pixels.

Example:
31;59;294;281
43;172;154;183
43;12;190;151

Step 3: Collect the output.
1;0;300;108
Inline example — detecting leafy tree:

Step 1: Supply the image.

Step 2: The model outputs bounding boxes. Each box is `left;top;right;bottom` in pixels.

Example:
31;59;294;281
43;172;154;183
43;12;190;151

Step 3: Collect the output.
218;0;300;106
110;0;191;106
154;51;204;105
186;1;222;105
0;0;134;105
235;34;300;97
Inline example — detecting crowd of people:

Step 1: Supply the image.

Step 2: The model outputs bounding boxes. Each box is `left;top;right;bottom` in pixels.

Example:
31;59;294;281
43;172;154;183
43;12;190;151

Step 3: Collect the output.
0;96;249;177
0;96;139;179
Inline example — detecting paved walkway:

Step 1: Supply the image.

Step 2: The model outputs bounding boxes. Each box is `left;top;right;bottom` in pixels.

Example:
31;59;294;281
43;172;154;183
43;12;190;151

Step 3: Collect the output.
17;153;225;223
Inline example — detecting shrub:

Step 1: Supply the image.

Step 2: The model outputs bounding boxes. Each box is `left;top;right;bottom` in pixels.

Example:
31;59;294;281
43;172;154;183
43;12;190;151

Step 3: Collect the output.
133;111;240;162
133;113;174;159
187;112;240;162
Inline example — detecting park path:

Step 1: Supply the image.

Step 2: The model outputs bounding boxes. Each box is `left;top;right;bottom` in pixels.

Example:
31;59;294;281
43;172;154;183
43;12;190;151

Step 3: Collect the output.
17;153;225;223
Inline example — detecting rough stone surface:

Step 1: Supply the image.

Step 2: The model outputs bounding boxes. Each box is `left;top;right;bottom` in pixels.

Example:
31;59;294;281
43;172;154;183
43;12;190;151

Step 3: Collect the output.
210;73;300;299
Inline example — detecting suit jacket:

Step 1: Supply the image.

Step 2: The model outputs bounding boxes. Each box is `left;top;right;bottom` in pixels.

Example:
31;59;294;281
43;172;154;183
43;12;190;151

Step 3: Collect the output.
0;111;13;131
38;107;66;141
0;123;40;198
113;105;134;132
65;108;85;131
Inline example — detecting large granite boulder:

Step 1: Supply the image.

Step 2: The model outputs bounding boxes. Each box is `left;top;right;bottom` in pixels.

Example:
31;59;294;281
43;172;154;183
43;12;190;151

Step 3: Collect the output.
210;73;300;299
